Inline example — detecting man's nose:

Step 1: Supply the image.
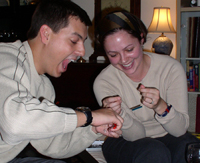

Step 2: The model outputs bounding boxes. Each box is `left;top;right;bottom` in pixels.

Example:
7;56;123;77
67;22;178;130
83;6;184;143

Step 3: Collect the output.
76;43;85;57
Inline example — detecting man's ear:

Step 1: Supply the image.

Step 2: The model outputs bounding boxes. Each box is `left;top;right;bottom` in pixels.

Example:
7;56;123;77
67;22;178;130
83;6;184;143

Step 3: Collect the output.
40;25;51;44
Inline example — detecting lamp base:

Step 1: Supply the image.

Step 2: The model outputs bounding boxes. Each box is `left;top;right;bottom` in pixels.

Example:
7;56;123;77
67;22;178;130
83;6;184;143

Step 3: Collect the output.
152;33;173;55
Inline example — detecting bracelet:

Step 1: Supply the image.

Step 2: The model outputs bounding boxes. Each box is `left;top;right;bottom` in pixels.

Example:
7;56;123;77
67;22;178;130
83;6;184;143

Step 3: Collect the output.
157;104;172;117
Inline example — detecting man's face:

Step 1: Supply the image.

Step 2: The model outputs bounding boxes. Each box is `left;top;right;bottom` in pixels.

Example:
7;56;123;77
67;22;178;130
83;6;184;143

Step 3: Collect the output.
40;17;87;77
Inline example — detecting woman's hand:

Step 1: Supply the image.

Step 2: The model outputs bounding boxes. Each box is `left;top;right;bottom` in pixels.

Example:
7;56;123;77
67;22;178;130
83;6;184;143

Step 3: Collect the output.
137;84;167;114
102;96;122;114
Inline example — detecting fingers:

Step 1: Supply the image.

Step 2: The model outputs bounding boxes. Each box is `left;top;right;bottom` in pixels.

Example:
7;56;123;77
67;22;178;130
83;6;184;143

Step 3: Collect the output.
95;125;122;138
102;96;122;114
137;83;160;108
108;130;122;138
91;108;123;127
111;115;124;131
137;83;145;91
103;96;121;107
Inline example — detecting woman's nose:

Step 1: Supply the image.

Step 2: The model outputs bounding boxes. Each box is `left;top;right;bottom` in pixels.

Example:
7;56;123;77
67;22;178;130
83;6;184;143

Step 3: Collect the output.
120;53;128;63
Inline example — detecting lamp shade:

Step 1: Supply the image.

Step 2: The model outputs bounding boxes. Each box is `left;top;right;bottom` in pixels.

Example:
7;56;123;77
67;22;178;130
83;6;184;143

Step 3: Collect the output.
148;7;176;33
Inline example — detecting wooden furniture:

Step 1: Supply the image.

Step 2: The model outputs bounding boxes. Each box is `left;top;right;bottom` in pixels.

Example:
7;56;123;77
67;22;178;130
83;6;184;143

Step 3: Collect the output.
176;0;200;132
0;1;37;42
48;61;109;110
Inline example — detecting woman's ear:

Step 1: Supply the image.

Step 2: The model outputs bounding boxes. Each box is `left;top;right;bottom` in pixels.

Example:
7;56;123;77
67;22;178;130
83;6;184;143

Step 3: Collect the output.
140;33;144;45
40;25;51;44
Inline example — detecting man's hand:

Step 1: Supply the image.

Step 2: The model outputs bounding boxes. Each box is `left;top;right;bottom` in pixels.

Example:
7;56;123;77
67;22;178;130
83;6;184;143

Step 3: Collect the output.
92;124;122;138
91;108;123;131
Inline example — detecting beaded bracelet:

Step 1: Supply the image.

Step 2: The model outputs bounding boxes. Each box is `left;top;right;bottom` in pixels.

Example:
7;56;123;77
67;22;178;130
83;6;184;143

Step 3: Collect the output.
157;104;172;117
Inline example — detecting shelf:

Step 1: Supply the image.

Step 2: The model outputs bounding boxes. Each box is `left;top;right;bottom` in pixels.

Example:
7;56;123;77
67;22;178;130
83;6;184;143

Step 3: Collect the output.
188;91;200;94
181;6;200;12
181;58;200;60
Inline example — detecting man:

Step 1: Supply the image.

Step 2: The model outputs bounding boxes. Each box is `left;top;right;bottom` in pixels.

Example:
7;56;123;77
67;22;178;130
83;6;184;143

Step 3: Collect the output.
0;0;123;162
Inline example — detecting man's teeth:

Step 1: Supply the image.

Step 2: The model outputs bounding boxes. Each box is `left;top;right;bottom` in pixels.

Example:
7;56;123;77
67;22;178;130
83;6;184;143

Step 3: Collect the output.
123;62;133;67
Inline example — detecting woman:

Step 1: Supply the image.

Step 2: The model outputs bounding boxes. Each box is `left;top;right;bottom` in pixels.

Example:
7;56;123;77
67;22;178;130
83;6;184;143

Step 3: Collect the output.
93;11;199;163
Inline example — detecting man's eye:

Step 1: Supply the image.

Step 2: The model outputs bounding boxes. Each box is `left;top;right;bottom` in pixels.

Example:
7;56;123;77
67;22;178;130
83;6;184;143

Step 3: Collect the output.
110;54;117;57
108;53;117;57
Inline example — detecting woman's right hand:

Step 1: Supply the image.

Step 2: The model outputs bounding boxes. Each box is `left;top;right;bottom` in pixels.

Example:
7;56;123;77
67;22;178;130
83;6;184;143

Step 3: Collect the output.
102;96;122;114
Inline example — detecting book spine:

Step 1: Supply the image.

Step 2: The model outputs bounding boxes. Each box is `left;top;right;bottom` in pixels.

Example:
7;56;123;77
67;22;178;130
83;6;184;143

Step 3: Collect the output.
199;63;200;92
188;17;198;58
194;17;200;57
195;64;199;91
193;67;196;91
187;61;190;91
189;65;194;91
188;17;192;58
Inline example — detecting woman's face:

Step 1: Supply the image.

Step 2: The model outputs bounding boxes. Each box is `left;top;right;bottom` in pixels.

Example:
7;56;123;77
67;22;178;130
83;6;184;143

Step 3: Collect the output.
104;30;144;78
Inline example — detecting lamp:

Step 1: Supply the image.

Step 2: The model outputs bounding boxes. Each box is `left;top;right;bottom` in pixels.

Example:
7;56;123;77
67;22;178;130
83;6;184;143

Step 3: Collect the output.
148;7;176;55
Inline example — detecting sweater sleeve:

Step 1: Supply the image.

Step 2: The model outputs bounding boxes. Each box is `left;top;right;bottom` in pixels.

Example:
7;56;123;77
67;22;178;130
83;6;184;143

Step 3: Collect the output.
154;59;189;137
30;127;101;159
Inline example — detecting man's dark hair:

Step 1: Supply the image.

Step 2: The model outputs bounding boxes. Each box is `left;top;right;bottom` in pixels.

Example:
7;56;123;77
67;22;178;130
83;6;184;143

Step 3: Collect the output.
27;0;92;39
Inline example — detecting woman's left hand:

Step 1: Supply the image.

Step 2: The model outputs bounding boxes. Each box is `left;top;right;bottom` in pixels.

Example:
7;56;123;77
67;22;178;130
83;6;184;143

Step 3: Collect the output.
137;84;167;114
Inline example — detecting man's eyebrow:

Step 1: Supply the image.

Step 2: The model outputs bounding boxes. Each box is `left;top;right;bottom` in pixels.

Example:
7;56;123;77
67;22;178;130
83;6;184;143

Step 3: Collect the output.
73;32;87;41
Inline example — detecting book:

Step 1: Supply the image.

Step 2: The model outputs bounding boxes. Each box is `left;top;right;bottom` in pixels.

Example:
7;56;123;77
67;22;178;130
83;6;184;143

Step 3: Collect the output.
189;64;195;91
188;17;198;58
194;17;200;58
199;63;200;92
194;64;199;91
188;17;192;58
187;61;190;91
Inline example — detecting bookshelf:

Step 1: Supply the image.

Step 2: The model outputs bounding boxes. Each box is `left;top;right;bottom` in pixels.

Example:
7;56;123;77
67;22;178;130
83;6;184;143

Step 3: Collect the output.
177;0;200;132
177;0;200;93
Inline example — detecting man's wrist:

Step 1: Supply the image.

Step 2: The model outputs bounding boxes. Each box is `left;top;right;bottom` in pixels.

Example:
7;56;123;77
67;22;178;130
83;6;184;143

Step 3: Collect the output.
75;107;93;127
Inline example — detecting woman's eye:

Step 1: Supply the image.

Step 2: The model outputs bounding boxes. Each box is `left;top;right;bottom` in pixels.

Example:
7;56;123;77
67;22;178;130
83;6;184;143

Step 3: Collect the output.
71;40;77;44
126;48;133;52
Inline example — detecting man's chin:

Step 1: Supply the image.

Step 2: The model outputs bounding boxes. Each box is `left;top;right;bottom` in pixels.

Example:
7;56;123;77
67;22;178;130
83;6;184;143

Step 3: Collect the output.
51;72;62;78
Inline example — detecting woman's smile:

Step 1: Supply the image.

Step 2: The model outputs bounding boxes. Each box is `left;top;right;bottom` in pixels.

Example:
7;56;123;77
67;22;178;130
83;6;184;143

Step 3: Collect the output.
121;60;134;69
104;30;143;77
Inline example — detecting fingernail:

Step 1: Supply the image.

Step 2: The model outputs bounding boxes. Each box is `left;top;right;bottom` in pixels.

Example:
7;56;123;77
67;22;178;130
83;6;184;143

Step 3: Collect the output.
112;124;117;129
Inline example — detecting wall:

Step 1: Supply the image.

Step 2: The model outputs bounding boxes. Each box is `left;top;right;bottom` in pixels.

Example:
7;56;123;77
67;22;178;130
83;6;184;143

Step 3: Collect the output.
73;0;177;60
141;0;177;59
71;0;95;61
